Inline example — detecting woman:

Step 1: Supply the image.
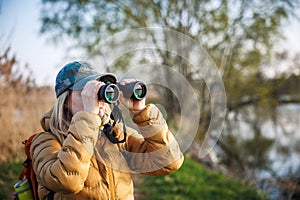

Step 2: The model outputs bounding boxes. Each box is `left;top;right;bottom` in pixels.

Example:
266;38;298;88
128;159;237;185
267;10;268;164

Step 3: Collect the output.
30;61;184;199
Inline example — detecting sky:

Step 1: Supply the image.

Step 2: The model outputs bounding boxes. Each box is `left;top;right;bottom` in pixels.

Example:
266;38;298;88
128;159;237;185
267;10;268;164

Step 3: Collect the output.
0;0;300;86
0;0;67;86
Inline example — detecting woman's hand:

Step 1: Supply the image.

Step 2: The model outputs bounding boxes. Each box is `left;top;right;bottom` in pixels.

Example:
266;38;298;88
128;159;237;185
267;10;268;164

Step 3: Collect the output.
81;80;106;117
119;79;146;115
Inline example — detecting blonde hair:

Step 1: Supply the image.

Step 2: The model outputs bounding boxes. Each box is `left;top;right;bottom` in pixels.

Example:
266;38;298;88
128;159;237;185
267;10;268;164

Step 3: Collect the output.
49;91;72;142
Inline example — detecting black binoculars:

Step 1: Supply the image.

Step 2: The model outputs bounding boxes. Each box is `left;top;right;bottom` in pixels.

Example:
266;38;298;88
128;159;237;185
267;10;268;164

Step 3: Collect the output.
97;81;147;104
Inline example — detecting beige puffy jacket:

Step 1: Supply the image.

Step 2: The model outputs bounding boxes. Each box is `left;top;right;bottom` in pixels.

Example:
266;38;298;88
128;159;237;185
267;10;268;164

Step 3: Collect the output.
30;104;184;199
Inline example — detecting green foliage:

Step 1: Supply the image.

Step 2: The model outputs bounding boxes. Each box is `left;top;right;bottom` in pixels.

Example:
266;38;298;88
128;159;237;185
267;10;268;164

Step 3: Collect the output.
1;158;267;200
137;156;267;200
39;0;300;116
0;161;23;199
40;0;299;59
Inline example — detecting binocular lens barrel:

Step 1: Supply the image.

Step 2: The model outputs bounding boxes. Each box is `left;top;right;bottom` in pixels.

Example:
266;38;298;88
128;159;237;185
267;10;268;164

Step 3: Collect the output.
97;83;120;104
118;81;147;100
98;81;147;104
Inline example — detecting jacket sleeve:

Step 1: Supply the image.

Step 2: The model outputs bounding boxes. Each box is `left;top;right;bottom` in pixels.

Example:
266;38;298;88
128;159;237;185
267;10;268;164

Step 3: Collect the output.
30;111;101;193
123;104;184;175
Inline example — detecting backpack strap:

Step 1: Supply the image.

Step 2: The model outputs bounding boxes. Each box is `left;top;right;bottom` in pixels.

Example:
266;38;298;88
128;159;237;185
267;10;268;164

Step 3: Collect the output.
18;158;28;181
23;134;37;158
19;134;38;181
20;134;39;200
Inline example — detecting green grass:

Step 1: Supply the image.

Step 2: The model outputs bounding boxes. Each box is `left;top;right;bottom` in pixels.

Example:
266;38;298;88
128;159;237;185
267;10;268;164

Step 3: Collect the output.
1;157;267;200
0;161;23;199
137;156;268;200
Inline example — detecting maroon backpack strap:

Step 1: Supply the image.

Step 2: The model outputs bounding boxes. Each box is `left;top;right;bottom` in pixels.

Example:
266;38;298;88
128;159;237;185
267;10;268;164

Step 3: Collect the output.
18;133;39;200
29;158;39;200
18;163;27;181
18;134;36;180
24;134;38;158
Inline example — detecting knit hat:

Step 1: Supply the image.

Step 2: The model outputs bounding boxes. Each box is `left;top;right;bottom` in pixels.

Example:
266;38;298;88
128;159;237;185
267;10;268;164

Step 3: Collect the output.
55;61;117;97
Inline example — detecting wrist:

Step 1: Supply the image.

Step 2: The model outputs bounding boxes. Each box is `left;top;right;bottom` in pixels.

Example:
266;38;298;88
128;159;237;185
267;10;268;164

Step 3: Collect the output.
130;105;146;115
132;104;164;127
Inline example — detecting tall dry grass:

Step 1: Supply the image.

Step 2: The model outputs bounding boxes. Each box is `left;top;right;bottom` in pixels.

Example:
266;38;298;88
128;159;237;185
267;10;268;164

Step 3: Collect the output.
0;47;55;162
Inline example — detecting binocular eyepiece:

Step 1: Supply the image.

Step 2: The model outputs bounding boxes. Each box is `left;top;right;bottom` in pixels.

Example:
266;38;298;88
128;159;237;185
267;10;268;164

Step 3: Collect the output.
97;81;147;104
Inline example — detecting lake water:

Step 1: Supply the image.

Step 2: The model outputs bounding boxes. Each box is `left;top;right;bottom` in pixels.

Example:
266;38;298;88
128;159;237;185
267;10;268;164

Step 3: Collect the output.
223;104;300;199
262;104;299;177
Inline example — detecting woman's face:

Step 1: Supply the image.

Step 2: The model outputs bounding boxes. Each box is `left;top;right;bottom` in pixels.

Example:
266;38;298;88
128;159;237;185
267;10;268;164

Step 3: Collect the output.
68;90;106;118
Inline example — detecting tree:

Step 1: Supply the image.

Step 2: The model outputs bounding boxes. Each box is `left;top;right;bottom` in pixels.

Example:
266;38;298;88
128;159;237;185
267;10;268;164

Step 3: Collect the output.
40;0;299;116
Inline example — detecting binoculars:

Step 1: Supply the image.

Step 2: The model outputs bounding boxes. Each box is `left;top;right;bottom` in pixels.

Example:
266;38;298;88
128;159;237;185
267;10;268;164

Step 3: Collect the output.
98;81;147;104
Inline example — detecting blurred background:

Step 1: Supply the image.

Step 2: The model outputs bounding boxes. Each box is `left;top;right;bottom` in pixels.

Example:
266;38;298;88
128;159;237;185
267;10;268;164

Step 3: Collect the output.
1;0;300;199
